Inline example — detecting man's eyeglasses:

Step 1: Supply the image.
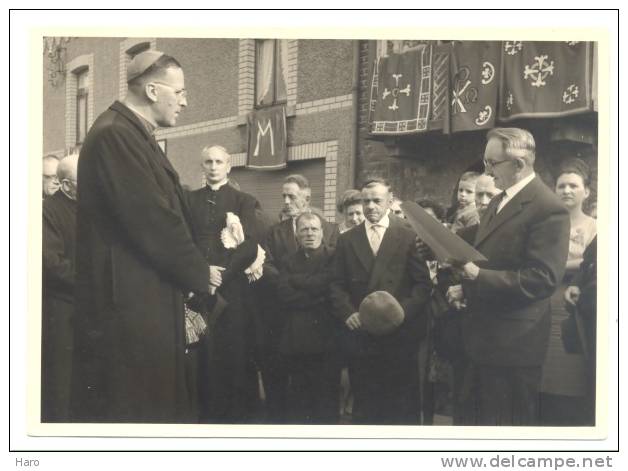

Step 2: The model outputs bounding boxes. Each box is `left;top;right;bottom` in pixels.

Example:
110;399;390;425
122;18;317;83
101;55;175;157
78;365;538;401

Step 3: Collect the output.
152;81;188;99
483;158;511;170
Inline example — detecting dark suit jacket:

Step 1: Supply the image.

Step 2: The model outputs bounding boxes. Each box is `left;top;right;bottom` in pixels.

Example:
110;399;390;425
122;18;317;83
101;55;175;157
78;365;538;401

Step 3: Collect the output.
461;176;570;367
43;191;77;303
330;217;432;356
72;101;209;423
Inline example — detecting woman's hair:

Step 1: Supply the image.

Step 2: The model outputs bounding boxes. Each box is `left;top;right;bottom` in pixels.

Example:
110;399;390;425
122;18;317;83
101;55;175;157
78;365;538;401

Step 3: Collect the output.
336;189;363;213
558;158;591;187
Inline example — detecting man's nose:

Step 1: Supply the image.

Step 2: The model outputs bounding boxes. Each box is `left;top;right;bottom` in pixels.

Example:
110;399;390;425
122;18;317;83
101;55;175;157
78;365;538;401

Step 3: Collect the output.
284;196;291;204
180;96;188;108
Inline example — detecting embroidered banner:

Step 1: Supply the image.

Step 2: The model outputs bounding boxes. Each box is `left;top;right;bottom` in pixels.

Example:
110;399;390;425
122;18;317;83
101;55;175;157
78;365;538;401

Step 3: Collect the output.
246;105;288;170
448;41;500;132
369;46;433;135
428;43;451;131
499;41;593;121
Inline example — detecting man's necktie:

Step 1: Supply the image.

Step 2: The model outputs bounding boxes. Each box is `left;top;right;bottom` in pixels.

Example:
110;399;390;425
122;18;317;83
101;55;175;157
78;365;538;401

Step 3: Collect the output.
369;224;382;255
482;191;507;226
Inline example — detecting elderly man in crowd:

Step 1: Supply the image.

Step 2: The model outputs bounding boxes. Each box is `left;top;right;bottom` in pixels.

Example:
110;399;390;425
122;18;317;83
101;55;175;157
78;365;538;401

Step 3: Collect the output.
450;128;570;425
41;154;79;422
275;211;341;423
330;178;432;424
474;173;502;219
42;155;60;199
71;51;218;423
186;145;261;423
259;174;338;423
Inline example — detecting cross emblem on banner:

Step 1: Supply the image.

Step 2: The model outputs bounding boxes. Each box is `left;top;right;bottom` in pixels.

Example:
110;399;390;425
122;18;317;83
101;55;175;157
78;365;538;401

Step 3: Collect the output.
504;41;523;56
451;66;478;114
524;54;555;87
382;73;412;111
562;84;579;104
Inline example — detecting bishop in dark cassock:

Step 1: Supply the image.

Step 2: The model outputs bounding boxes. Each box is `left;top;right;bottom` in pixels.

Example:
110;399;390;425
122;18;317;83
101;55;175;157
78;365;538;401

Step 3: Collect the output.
71;52;215;423
42;154;79;422
186;145;262;423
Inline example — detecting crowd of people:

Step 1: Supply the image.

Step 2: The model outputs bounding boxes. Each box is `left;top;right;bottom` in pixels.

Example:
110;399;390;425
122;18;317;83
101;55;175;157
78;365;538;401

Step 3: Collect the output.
41;50;598;426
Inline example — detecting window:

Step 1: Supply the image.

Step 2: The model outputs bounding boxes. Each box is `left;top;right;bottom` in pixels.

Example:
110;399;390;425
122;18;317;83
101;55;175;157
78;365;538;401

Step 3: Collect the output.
255;39;288;107
75;68;89;145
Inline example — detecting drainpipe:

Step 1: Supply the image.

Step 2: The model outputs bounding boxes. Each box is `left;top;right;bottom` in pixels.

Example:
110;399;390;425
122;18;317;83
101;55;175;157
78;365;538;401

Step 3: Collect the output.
350;40;360;189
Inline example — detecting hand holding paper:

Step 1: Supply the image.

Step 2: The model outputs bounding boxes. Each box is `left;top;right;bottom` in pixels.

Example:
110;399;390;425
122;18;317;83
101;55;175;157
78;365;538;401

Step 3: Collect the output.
400;201;487;264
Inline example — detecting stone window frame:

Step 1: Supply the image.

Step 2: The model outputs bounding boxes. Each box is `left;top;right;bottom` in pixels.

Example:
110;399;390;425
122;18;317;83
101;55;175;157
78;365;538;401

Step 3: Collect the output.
237;38;298;123
65;54;94;149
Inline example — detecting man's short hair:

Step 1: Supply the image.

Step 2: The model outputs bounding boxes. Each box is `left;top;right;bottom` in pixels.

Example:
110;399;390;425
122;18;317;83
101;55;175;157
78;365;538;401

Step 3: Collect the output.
201;145;231;162
336;189;362;213
43;154;60;164
459;171;481;184
486;127;536;165
361;177;391;191
127;54;182;89
57;154;79;181
284;174;310;190
295;210;323;230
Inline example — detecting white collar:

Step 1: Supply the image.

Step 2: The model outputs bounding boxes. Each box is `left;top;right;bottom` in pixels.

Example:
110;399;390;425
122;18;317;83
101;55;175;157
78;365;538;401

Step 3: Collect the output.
503;172;535;200
123;101;158;130
364;213;390;231
206;178;229;191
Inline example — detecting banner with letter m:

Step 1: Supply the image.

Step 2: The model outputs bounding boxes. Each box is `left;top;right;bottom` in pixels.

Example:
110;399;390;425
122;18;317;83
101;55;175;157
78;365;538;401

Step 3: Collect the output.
247;105;288;170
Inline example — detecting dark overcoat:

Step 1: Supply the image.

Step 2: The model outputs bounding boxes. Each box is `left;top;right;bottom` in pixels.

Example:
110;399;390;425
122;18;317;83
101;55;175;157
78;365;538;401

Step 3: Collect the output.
42;190;77;422
71;101;209;423
276;245;339;355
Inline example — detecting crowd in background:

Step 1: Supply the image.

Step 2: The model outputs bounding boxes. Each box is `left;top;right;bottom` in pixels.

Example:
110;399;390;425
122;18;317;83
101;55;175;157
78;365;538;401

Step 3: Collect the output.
41;51;598;426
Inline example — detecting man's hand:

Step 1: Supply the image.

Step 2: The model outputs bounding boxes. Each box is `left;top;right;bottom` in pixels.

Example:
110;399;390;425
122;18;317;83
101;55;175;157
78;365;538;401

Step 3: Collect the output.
564;285;581;306
449;261;480;281
446;284;466;311
209;265;225;288
345;312;362;331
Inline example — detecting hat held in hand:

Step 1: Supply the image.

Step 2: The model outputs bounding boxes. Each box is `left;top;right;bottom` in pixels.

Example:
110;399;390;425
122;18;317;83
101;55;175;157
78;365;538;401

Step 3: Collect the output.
359;291;405;336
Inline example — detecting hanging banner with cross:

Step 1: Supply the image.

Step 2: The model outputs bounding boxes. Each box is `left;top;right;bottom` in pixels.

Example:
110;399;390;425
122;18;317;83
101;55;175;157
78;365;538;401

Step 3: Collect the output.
246;105;288;170
447;41;500;133
369;47;433;135
499;41;594;121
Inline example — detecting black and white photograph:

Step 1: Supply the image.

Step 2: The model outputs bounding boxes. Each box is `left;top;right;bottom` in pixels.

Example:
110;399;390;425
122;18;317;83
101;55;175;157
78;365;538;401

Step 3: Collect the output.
9;10;619;458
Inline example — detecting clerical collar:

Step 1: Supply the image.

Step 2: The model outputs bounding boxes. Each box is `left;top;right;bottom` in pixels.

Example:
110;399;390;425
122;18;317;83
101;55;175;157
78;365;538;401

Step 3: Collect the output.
206;178;229;191
123;102;158;136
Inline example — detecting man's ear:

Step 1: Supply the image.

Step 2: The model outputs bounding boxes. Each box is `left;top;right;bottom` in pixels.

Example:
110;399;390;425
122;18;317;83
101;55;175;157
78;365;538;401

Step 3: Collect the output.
145;82;158;103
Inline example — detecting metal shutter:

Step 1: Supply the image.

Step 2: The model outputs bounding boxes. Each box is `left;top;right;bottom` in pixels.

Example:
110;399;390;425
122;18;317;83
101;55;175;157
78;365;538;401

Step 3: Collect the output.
230;159;326;222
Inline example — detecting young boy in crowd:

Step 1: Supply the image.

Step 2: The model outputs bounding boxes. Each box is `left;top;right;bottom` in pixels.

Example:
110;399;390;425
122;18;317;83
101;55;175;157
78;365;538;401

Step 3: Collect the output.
449;171;481;233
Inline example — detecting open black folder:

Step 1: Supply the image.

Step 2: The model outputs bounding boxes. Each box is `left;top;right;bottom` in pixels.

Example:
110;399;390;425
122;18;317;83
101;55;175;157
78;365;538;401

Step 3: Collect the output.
400;201;487;263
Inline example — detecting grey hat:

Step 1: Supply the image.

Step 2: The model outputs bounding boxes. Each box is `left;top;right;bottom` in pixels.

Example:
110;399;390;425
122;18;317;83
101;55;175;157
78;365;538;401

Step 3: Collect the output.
126;50;165;83
359;290;405;336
